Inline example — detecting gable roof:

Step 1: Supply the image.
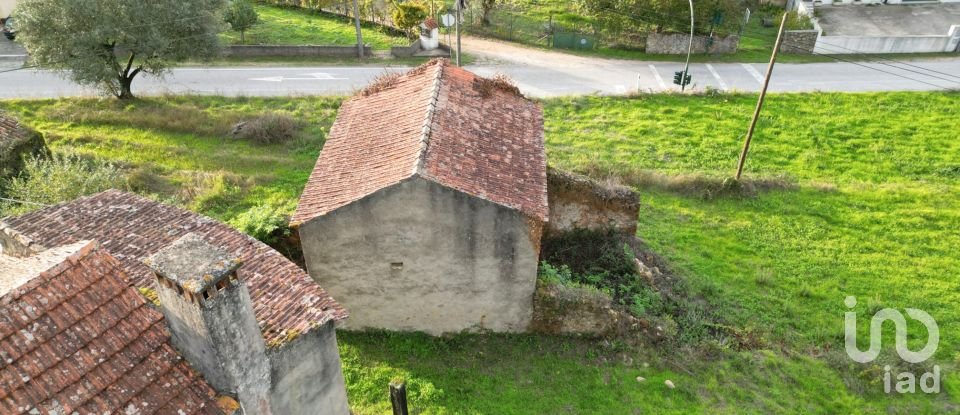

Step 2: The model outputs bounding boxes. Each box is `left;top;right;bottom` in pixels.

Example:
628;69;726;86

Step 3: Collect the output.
3;190;347;348
0;241;222;415
291;59;549;227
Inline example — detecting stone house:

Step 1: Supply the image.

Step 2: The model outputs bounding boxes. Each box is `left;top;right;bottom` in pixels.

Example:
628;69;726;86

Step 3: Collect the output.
291;59;549;335
2;190;351;414
0;236;227;414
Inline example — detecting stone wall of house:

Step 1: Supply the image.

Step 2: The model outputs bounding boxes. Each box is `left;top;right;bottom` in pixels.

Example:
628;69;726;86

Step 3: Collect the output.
298;176;542;335
646;33;740;54
546;168;639;236
268;321;350;415
782;30;819;54
225;44;372;58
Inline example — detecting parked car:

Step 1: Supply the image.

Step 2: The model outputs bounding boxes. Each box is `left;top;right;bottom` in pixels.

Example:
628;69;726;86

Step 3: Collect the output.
2;16;16;40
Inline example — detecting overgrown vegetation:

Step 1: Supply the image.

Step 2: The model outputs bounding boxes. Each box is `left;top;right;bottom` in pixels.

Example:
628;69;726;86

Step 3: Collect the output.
1;91;958;412
0;154;127;216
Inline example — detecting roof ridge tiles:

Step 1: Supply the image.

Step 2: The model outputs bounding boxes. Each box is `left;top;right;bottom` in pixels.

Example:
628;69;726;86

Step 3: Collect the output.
413;60;446;176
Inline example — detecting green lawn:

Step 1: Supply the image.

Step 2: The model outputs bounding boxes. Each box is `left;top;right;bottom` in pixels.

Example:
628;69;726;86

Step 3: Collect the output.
1;91;958;413
220;5;409;50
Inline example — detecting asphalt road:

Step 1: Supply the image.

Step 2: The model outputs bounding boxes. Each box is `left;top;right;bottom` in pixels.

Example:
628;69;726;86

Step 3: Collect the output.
1;60;958;99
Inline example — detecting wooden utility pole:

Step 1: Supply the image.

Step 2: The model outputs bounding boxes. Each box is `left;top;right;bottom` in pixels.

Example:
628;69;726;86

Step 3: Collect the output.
734;12;788;180
456;0;463;66
390;381;409;415
352;0;364;59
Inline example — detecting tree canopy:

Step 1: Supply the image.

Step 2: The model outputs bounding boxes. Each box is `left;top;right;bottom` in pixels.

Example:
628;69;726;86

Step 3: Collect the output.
579;0;744;36
16;0;226;99
225;0;259;44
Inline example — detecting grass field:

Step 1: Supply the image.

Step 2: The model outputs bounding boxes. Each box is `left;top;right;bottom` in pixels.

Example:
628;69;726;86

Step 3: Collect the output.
1;91;958;413
220;4;408;50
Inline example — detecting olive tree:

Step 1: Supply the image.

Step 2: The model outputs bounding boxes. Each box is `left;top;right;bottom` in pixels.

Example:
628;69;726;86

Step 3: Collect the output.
225;0;259;44
15;0;226;99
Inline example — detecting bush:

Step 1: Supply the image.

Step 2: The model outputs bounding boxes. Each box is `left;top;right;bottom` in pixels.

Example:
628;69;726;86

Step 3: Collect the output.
392;3;427;38
228;202;293;246
231;113;301;145
0;154;126;216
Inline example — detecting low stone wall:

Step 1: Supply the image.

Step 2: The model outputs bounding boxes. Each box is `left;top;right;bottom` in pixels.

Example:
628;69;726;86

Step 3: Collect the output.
225;44;372;58
0;113;47;179
390;39;421;58
530;281;638;337
782;30;819;54
546;168;639;236
646;33;740;54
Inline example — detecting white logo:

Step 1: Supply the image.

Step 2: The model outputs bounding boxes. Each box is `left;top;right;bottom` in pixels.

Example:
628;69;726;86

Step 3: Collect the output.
844;296;941;394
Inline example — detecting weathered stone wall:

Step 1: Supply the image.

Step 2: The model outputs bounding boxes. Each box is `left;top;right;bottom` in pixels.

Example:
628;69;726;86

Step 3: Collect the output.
0;222;43;257
782;30;819;54
225;44;372;58
268;321;350;415
531;281;637;336
546;168;639;236
299;176;541;335
0;113;47;179
646;33;740;54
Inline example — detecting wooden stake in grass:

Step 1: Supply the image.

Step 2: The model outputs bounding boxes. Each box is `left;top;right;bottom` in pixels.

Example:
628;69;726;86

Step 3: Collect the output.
735;13;789;180
390;380;409;415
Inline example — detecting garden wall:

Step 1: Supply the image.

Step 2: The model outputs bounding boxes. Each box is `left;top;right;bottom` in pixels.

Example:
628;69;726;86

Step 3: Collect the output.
225;45;372;58
782;30;819;54
646;33;740;54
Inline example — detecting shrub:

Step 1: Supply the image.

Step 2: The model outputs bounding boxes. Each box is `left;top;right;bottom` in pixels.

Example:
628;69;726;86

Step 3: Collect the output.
0;154;126;216
231;113;301;145
392;3;427;38
228;202;293;246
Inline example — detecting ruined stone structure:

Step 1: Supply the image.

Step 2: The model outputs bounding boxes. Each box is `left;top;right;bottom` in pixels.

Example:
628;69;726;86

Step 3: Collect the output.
3;190;351;414
0;111;46;179
292;60;549;335
545;168;640;237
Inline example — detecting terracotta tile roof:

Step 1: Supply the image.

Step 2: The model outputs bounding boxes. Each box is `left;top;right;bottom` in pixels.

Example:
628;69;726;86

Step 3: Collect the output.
3;190;347;347
0;241;222;415
291;59;549;226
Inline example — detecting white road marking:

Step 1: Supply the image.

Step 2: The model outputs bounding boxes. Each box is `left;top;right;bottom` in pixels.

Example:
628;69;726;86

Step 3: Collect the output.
706;64;728;91
250;72;348;82
741;63;765;83
649;64;667;90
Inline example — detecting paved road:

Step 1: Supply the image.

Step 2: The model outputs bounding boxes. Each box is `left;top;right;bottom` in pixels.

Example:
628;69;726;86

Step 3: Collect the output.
2;59;958;99
1;35;958;98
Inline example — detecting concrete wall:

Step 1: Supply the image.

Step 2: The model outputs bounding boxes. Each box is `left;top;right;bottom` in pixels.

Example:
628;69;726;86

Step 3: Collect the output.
225;44;372;58
546;168;639;236
815;31;959;54
783;30;819;54
391;39;421;57
0;0;15;17
299;176;542;335
646;33;740;54
268;321;350;415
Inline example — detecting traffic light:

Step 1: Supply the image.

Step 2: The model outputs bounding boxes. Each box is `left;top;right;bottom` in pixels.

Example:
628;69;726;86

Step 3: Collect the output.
673;71;692;86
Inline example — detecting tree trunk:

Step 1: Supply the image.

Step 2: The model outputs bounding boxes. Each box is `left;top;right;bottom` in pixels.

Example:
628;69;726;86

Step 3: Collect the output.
118;75;135;100
241;30;246;44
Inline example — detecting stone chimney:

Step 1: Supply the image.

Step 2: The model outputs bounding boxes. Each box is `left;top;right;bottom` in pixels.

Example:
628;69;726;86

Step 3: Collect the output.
145;233;272;414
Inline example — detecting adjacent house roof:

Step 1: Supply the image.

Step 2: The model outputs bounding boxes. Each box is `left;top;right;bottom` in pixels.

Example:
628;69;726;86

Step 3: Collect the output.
0;240;222;415
3;190;347;347
291;59;549;227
